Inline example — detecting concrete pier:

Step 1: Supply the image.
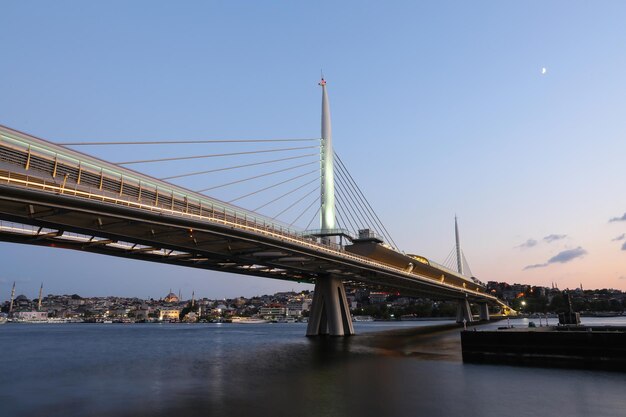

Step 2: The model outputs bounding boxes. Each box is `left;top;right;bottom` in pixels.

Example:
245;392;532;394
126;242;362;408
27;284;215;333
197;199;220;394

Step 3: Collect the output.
306;275;355;337
456;299;473;324
478;303;490;321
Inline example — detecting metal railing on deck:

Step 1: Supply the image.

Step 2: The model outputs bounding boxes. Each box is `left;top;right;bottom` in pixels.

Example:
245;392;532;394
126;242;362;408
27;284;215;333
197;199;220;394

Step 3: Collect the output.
0;126;501;302
0;128;304;234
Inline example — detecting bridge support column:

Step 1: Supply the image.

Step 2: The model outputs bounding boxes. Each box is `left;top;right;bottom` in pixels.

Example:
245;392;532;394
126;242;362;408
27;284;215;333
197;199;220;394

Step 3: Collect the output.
456;299;473;324
306;275;354;337
478;303;490;321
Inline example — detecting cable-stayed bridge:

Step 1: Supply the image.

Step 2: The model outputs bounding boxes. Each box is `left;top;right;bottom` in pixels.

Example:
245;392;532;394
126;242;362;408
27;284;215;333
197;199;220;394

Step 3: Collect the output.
0;79;512;336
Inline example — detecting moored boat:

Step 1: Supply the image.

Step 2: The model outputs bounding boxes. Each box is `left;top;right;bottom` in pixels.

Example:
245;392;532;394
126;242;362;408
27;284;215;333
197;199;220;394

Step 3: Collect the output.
230;316;269;324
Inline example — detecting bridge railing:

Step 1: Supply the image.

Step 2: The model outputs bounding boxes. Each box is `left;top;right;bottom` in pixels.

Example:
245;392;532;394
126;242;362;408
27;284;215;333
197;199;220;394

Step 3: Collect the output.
0;128;308;234
0;165;503;301
0;128;505;304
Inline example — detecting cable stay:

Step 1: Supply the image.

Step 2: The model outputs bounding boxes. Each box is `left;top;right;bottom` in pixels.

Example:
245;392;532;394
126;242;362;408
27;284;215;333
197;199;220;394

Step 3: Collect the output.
290;194;320;227
335;165;396;248
334;180;366;231
196;160;320;193
58;138;321;146
440;246;473;277
253;177;320;212
115;145;320;165
335;159;384;234
334;152;396;246
461;251;473;277
334;153;396;245
161;153;318;180
304;207;321;231
272;186;320;220
335;210;346;230
335;172;374;231
442;246;457;271
334;161;372;227
333;153;399;250
227;170;319;203
334;196;359;234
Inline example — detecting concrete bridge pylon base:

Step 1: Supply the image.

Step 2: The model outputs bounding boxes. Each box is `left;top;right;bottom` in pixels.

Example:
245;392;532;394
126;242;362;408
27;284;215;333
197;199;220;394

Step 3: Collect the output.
478;302;490;321
456;298;474;324
306;275;355;337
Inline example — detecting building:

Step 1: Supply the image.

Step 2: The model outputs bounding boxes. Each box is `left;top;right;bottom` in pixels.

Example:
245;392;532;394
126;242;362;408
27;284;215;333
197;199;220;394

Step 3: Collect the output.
164;292;180;303
13;311;48;321
259;306;287;318
369;292;388;304
159;309;180;321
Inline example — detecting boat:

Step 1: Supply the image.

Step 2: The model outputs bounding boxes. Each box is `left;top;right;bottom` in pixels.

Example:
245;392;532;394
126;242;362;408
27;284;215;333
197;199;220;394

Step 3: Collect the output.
352;315;375;322
274;317;297;323
230;317;269;324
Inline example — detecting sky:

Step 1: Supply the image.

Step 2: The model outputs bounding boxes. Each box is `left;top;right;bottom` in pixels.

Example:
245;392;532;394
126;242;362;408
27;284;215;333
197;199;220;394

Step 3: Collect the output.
1;1;625;300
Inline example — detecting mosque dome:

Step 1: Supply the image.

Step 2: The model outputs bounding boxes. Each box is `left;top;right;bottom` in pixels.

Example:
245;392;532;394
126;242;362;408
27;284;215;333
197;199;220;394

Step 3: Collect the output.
164;292;179;303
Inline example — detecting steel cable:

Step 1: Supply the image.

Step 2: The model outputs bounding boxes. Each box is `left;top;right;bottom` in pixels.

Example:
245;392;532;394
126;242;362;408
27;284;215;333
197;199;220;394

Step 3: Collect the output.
290;195;320;227
254;177;320;212
196;160;319;193
161;153;318;180
272;186;320;220
334;153;399;249
116;145;320;165
59;138;321;145
227;170;318;203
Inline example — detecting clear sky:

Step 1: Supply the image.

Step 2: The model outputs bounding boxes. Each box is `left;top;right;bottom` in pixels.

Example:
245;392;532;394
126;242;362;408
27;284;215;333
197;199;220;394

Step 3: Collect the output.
1;1;625;300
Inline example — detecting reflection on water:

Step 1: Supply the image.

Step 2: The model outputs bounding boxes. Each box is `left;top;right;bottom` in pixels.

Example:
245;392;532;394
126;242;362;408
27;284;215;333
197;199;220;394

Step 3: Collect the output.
1;319;626;417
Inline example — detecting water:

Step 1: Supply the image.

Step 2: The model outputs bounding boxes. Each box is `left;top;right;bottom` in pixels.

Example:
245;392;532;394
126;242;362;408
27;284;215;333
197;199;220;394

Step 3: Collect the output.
2;318;626;417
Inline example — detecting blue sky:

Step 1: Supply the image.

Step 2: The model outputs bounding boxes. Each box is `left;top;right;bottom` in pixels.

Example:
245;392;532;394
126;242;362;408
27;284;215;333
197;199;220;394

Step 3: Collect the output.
1;1;625;299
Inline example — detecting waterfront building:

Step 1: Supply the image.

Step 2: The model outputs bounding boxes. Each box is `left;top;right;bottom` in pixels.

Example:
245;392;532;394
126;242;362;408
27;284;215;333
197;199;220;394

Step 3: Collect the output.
13;294;32;310
159;308;180;321
286;301;309;315
13;311;48;321
369;292;388;304
259;306;302;318
109;308;130;318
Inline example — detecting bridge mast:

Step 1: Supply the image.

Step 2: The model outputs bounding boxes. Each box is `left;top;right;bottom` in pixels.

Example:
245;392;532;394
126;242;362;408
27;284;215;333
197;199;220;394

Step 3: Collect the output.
319;77;336;232
455;215;463;275
307;78;354;337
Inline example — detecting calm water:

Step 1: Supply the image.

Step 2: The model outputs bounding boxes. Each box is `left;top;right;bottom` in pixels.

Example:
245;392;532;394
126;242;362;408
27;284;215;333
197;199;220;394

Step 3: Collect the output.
2;318;626;417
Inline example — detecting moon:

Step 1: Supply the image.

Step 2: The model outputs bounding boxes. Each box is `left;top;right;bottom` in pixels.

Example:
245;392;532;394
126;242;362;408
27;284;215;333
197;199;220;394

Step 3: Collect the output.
541;67;547;75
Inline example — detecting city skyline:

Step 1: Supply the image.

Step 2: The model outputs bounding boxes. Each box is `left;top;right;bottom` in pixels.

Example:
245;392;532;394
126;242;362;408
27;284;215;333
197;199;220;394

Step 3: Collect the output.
1;1;625;297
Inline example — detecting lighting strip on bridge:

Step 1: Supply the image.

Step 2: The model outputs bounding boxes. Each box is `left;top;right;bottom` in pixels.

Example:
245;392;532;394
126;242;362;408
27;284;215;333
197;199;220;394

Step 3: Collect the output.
0;172;505;307
0;130;301;235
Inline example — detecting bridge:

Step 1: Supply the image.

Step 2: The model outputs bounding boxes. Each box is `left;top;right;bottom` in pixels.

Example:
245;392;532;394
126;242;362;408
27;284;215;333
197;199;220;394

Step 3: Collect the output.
0;79;512;336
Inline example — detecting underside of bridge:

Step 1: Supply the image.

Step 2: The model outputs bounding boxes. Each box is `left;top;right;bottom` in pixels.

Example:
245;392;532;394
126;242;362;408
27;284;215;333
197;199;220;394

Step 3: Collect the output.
0;184;500;301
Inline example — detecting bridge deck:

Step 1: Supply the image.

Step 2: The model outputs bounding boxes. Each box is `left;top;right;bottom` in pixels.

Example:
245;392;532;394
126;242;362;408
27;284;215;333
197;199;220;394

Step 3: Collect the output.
0;125;508;308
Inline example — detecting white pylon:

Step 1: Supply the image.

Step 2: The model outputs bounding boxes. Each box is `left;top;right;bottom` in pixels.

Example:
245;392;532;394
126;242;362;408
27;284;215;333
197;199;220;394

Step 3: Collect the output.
455;215;463;275
319;78;336;232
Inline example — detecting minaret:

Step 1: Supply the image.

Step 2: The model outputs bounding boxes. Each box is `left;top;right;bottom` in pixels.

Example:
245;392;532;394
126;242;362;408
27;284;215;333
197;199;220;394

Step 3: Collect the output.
191;291;195;308
9;281;15;314
178;289;182;302
37;283;43;311
319;77;336;232
455;216;463;275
